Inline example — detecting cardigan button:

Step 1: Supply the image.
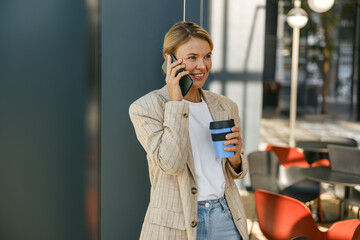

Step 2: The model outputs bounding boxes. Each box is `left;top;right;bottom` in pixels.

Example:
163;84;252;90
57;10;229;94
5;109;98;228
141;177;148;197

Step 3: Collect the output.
191;187;197;194
190;220;197;228
183;113;189;118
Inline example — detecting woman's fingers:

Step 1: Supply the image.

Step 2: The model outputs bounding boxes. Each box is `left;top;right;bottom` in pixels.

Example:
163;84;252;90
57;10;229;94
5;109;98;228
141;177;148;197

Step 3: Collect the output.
224;138;242;148
230;126;240;133
165;57;188;84
225;131;240;140
166;55;178;74
175;70;189;80
166;55;171;70
224;126;243;152
165;55;187;101
166;57;182;76
170;65;186;79
224;145;241;152
166;70;189;87
224;139;238;145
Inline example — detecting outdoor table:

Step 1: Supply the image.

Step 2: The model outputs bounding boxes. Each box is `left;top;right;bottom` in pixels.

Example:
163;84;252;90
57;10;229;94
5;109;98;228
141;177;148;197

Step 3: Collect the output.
301;166;360;219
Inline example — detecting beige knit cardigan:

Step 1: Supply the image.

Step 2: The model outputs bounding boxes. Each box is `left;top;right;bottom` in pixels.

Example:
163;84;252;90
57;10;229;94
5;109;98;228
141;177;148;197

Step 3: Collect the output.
129;86;249;240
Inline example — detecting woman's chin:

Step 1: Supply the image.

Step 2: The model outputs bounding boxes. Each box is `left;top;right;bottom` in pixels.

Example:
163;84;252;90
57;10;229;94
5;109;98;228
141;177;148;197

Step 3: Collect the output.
190;79;206;89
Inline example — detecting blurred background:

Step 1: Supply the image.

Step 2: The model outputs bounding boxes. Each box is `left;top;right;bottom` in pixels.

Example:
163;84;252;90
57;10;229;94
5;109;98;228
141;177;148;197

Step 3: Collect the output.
0;0;359;239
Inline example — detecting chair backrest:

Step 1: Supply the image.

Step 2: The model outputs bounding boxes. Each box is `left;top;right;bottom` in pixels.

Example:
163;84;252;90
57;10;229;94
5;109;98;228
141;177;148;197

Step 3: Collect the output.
326;219;360;240
328;145;360;175
321;136;358;147
247;151;280;193
295;140;328;149
254;190;324;240
266;145;310;168
294;140;333;165
348;186;360;208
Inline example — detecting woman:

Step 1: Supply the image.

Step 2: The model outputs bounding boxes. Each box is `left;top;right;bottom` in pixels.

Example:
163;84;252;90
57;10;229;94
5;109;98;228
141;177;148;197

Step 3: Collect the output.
129;21;248;240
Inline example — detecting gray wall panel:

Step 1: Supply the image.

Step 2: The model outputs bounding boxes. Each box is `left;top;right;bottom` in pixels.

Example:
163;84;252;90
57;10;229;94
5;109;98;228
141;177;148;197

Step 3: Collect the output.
0;1;87;239
101;0;205;239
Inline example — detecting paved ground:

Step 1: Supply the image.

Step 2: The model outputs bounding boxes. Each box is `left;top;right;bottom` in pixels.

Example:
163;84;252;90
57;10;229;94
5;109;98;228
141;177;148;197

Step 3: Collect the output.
244;115;360;239
259;114;360;150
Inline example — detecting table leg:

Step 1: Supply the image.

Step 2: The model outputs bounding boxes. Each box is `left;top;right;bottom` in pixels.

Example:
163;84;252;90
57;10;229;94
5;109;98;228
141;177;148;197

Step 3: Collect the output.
343;186;350;219
318;195;324;223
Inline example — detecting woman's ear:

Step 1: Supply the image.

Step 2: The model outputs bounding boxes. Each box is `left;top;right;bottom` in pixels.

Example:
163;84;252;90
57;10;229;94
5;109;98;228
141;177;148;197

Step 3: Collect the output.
163;54;167;60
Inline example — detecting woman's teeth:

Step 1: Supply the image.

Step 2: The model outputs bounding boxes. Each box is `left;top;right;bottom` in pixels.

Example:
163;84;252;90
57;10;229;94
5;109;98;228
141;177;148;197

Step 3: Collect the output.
192;74;204;77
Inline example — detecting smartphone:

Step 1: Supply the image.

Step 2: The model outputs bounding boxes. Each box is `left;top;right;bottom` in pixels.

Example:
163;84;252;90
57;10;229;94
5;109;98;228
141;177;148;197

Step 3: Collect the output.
162;54;193;96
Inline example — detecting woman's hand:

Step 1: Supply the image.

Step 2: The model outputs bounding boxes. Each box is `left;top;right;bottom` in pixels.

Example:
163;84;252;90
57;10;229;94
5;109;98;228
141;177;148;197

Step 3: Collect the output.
165;55;189;101
224;126;243;171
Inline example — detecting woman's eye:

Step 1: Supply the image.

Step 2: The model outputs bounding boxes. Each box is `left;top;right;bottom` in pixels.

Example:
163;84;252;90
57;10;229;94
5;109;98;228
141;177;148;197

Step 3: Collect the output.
188;56;196;60
205;55;211;59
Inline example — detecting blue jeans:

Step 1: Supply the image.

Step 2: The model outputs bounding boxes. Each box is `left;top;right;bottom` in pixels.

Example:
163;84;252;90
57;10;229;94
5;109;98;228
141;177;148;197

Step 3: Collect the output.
196;196;242;240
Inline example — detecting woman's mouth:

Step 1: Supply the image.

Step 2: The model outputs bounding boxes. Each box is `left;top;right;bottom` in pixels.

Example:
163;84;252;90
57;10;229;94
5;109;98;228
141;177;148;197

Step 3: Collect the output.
190;73;205;80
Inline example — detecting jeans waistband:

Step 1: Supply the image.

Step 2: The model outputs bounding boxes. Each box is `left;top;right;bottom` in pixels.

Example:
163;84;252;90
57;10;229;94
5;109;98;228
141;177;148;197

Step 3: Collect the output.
198;196;227;208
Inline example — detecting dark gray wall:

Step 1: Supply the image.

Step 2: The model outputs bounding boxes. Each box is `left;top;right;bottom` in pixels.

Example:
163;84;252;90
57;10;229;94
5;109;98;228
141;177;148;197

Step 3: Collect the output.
101;0;206;239
0;1;87;239
262;0;278;107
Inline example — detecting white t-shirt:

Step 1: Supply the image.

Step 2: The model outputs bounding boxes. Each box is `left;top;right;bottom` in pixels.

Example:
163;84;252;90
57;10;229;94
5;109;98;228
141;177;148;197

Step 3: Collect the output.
183;99;226;201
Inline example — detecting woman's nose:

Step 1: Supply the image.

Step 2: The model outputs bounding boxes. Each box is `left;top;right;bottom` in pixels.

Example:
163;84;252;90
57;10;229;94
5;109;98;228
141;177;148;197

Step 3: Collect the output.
196;59;206;69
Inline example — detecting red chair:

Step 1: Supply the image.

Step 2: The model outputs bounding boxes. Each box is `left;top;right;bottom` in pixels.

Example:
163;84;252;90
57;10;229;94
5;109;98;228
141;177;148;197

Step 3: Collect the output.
254;189;360;240
266;145;330;168
266;145;329;222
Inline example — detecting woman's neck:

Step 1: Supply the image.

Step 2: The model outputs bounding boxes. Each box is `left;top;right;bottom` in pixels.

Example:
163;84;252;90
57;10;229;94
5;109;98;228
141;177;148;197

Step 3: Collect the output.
183;87;202;103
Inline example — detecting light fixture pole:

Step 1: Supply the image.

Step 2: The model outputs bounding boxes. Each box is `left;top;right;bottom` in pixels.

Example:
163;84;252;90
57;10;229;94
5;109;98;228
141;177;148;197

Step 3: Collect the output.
287;0;308;147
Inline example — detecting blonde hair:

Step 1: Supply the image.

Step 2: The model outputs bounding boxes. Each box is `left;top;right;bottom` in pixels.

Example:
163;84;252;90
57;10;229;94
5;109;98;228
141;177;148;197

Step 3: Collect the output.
163;21;213;56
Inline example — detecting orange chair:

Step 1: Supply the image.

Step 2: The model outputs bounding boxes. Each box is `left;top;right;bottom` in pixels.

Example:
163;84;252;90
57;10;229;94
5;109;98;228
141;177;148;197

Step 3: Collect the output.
266;145;330;168
266;145;329;222
254;189;360;240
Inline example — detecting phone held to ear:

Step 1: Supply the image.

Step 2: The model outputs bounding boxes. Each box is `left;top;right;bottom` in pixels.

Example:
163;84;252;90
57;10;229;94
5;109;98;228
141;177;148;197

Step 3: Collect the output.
162;54;193;97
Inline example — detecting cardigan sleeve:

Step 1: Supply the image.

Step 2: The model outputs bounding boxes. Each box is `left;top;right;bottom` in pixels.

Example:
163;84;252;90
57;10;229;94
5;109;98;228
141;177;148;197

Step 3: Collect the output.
226;153;248;179
129;96;190;175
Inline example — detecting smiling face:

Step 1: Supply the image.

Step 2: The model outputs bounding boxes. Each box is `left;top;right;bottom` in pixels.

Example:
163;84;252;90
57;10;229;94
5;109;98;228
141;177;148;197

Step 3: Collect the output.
174;37;212;89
